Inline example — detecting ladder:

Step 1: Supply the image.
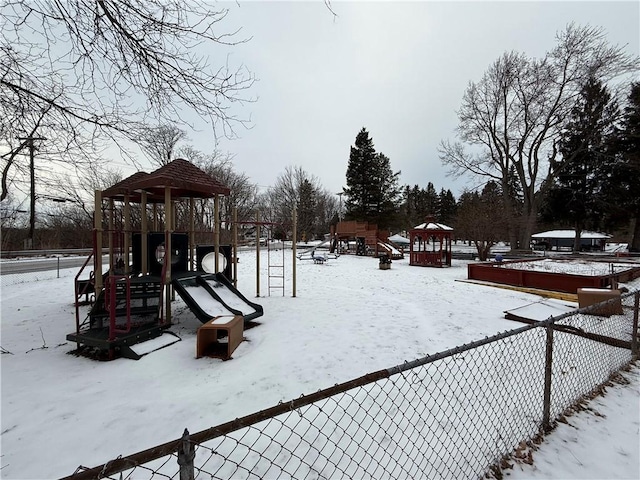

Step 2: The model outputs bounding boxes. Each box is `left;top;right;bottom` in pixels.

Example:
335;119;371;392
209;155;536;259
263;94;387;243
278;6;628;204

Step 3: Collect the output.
267;234;285;297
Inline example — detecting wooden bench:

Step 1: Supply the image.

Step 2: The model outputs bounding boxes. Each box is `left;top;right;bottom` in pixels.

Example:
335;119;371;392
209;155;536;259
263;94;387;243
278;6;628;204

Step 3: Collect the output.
196;315;244;360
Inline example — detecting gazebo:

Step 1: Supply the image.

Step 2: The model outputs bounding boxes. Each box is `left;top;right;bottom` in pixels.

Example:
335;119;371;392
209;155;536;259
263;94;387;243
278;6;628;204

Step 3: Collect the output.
409;217;454;267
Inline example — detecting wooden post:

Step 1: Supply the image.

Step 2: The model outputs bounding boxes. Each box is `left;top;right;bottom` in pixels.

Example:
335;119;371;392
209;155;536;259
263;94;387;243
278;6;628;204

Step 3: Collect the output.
214;195;220;274
189;197;195;271
292;207;297;298
165;187;172;324
542;324;554;432
153;203;158;231
233;206;238;288
141;192;148;275
124;194;131;274
632;292;639;359
177;428;195;480
108;199;114;273
256;210;260;297
94;190;103;292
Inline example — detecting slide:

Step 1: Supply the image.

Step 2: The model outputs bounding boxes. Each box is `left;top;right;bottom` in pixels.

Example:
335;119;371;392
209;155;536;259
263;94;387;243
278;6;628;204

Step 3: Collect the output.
377;240;404;259
172;273;263;324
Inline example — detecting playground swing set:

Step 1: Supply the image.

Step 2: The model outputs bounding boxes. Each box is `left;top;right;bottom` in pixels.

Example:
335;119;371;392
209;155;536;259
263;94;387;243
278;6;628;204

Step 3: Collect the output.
69;158;297;361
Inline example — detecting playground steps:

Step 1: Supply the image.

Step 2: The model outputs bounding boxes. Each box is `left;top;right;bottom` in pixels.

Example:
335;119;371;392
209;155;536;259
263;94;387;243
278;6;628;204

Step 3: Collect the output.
68;275;176;360
88;276;163;328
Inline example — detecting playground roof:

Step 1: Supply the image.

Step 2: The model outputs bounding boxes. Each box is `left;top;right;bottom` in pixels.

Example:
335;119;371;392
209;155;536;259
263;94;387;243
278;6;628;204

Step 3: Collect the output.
127;158;231;199
102;171;154;201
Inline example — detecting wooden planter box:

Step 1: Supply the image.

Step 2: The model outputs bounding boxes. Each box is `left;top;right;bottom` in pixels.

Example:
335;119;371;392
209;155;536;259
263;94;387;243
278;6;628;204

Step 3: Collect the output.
467;260;640;294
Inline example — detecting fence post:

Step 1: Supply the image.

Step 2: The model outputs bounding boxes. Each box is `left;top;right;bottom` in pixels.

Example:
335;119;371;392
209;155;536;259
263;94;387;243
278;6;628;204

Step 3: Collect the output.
177;428;195;480
57;257;60;278
632;292;639;359
542;324;554;432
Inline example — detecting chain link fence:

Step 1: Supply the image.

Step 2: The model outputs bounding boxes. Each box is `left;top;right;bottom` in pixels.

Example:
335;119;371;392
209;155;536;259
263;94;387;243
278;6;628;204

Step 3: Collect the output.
62;291;639;480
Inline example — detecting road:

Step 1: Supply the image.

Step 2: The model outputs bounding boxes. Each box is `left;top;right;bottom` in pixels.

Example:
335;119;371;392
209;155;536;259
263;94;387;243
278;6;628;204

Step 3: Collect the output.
0;255;107;275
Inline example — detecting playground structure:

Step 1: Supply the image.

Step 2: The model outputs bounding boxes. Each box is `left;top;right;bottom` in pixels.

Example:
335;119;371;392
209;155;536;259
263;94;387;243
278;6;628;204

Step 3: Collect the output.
68;159;293;360
409;217;454;267
329;221;403;259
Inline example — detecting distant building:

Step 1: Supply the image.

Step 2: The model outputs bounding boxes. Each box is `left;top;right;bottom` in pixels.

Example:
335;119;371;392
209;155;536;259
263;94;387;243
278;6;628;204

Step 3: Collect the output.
531;230;611;251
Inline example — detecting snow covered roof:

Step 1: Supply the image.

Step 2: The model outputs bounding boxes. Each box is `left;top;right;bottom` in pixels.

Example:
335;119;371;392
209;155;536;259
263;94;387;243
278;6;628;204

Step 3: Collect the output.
388;234;410;244
412;222;454;231
531;230;612;239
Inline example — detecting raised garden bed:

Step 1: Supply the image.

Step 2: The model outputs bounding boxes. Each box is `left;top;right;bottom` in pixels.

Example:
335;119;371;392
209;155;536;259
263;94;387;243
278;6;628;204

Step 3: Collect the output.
467;258;640;294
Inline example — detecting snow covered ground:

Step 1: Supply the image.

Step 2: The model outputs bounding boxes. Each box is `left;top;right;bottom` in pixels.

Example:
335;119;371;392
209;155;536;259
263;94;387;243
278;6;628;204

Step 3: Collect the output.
1;250;638;479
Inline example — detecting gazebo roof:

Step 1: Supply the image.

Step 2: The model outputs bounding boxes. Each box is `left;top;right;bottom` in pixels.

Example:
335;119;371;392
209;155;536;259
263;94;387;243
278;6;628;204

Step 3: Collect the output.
411;222;454;232
127;158;231;199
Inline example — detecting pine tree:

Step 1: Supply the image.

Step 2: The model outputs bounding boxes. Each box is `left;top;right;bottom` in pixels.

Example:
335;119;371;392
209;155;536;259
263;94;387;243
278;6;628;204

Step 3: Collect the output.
344;128;377;221
423;182;438;218
437;188;457;225
374;153;402;230
545;77;618;250
604;82;640;251
344;128;401;228
297;179;317;241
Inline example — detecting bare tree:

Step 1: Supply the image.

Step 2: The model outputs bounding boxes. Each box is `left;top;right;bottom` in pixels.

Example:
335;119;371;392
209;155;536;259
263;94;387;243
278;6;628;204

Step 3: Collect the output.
138;124;188;167
454;182;509;261
266;166;338;240
193;152;260;236
440;24;638;249
1;0;254;201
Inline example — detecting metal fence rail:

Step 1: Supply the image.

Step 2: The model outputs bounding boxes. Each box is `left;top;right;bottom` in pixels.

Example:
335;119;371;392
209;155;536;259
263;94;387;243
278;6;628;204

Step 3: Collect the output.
63;291;640;480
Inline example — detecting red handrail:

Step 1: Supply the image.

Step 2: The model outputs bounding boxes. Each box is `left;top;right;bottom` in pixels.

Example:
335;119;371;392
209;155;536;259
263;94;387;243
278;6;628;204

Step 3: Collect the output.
107;274;132;341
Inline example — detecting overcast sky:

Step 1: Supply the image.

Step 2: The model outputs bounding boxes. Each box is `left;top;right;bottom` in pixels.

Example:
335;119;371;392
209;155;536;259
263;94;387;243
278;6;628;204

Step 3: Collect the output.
137;1;640;198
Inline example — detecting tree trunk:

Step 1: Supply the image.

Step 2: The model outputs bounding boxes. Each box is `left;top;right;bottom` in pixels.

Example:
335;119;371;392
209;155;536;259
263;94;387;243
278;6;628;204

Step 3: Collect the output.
500;184;519;250
573;222;583;252
517;190;540;251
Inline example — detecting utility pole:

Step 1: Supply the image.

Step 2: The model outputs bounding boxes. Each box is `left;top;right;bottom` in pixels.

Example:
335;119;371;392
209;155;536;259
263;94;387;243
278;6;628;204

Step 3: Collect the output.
17;135;46;249
336;192;344;222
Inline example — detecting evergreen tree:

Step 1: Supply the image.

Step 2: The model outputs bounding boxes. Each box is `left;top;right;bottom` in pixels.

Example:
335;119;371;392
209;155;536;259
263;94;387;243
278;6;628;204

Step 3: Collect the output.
344;128;401;228
437;188;457;225
545;77;618;250
344;128;377;221
297;179;317;242
423;182;438;218
604;82;640;251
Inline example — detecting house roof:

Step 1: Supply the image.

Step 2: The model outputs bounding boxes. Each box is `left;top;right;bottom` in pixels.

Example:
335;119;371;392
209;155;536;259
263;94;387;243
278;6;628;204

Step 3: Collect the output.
127;158;231;199
531;230;611;239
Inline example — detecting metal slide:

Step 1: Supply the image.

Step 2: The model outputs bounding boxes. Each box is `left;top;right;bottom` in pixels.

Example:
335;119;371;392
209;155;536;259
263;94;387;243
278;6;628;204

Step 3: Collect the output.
172;273;263;324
